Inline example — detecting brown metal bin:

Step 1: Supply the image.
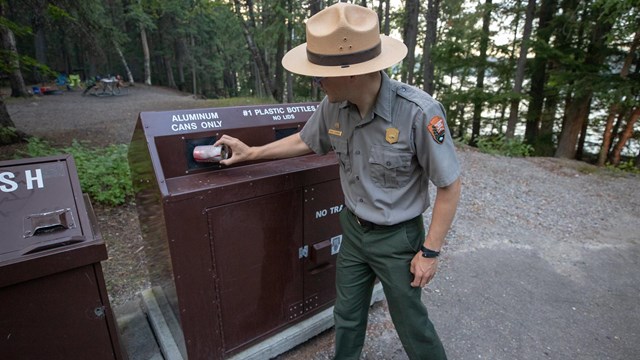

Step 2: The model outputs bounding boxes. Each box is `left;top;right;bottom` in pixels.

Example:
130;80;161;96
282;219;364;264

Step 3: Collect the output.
0;155;126;360
128;103;343;359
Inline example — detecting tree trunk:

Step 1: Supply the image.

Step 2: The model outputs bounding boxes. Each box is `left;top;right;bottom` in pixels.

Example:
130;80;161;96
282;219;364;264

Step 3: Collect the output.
0;3;29;97
470;0;492;146
164;55;176;88
0;97;14;128
233;0;274;100
505;0;536;139
556;93;591;158
401;0;420;85
575;100;592;160
140;24;151;85
536;93;559;156
377;0;390;35
596;26;639;166
423;0;439;95
555;1;614;159
273;0;287;102
524;0;558;145
175;37;188;91
286;0;294;103
0;96;27;144
113;41;135;85
159;14;176;89
610;107;640;166
32;0;48;83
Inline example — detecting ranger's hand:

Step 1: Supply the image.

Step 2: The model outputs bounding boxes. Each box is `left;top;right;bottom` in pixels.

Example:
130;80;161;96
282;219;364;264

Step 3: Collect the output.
214;134;254;166
410;253;438;287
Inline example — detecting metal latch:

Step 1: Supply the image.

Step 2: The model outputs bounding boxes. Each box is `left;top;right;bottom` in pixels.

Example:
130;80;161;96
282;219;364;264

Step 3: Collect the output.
299;245;309;259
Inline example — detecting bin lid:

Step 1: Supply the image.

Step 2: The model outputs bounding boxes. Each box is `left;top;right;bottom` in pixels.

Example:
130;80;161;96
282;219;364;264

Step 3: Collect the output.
0;155;97;263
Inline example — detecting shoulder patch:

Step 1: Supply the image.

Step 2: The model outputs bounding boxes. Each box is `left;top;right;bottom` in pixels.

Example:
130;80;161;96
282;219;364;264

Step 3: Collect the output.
428;116;446;144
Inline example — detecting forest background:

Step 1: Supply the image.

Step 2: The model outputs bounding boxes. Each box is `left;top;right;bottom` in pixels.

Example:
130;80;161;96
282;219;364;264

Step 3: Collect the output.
0;0;638;167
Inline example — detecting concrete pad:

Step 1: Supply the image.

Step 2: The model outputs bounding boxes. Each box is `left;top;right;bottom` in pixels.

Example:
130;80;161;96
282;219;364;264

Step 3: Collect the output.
123;283;384;360
230;283;384;360
115;299;164;360
141;287;185;360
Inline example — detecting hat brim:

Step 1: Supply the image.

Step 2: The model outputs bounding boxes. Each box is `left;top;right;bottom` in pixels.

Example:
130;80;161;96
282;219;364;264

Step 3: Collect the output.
282;35;408;77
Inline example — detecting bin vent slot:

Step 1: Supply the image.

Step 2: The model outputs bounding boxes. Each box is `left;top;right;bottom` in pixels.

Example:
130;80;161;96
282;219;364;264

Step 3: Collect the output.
24;209;75;238
275;127;299;140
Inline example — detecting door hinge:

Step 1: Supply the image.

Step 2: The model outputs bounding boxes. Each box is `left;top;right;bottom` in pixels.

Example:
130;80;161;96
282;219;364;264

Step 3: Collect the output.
299;245;309;259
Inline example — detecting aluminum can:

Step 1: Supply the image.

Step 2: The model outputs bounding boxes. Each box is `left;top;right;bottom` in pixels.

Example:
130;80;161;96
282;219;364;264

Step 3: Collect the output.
193;144;229;163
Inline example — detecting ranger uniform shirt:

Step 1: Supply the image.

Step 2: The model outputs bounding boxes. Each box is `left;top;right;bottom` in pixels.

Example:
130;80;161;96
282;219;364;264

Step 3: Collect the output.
299;72;460;226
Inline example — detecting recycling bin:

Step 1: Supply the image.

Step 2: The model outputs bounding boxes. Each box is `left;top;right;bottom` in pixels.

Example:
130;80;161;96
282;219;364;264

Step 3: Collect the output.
128;102;343;359
0;155;125;360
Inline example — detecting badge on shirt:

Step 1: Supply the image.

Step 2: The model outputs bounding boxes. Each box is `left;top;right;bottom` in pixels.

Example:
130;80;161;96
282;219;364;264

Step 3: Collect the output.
328;122;342;136
385;127;399;144
428;116;446;144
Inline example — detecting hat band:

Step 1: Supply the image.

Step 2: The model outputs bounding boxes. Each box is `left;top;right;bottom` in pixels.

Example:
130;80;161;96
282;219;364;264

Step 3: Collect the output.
306;42;382;67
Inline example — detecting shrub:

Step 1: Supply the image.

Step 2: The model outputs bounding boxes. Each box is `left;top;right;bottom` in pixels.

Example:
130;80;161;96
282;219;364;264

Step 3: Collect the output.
477;134;534;157
606;159;640;175
0;126;19;145
18;138;133;206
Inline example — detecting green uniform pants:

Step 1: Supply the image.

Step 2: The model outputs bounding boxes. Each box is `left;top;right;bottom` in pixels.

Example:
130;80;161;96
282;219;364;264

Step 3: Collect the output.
333;209;447;360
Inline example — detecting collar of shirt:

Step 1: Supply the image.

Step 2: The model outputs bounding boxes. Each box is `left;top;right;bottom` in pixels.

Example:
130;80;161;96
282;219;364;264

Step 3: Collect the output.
372;71;394;123
339;71;395;126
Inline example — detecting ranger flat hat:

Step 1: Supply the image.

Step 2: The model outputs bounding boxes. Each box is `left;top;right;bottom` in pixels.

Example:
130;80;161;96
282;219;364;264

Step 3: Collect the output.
282;3;408;77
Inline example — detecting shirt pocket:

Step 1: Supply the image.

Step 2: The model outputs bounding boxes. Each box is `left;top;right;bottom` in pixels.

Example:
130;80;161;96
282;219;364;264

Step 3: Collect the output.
369;146;413;188
331;138;351;173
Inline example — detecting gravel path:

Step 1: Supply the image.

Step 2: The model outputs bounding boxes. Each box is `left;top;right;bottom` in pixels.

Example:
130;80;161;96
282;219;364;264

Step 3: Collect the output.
451;150;639;265
5;87;639;359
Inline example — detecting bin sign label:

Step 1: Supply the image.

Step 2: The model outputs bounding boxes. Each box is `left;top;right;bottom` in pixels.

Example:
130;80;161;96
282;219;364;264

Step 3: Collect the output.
331;235;342;255
161;104;317;134
0;169;44;193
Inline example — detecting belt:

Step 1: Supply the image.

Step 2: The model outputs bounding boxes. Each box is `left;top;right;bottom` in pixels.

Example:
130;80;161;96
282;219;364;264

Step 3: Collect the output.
349;209;395;231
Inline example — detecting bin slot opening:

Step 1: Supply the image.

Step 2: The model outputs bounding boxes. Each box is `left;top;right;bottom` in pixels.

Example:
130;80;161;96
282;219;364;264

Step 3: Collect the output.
275;127;299;140
22;236;85;255
24;209;75;238
185;136;220;171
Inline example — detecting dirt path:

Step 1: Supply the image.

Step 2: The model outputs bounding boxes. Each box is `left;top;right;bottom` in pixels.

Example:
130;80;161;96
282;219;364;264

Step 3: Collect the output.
6;85;207;147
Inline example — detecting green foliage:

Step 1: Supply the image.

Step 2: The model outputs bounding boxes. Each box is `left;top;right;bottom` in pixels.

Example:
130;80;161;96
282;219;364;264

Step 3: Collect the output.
0;50;55;77
606;160;640;175
477;134;534;157
19;138;133;206
47;4;73;21
0;16;31;36
0;126;19;145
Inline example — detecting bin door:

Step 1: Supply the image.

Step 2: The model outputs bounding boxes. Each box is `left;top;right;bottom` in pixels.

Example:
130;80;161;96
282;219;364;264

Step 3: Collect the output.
0;265;119;360
303;179;343;313
206;189;303;353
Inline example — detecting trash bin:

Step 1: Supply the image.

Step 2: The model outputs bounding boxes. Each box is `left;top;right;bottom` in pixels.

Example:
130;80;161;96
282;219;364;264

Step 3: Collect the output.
129;103;343;359
0;155;126;360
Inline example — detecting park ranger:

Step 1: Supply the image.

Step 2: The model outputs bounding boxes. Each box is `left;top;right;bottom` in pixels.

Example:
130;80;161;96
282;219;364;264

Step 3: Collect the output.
215;3;461;359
